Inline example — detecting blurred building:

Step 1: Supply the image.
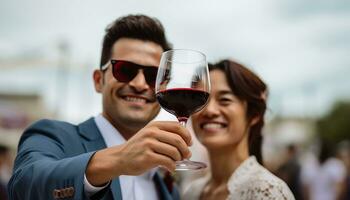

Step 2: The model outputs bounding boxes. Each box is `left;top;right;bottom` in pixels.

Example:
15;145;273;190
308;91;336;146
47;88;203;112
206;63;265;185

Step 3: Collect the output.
263;116;316;170
0;92;54;148
0;40;99;149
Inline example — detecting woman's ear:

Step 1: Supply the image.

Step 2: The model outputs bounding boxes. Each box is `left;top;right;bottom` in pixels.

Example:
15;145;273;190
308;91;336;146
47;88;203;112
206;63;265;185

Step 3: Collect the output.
93;69;103;93
250;116;261;126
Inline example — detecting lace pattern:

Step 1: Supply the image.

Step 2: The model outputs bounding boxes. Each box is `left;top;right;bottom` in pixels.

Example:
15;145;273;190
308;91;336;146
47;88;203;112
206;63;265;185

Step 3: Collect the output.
227;156;294;200
182;156;295;200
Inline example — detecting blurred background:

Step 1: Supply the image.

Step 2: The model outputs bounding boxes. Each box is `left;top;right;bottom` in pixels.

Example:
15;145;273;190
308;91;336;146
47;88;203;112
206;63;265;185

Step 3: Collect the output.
0;0;349;199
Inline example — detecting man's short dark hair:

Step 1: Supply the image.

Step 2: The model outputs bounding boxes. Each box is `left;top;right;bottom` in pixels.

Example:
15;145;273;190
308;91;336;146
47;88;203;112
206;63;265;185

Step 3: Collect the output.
100;14;172;68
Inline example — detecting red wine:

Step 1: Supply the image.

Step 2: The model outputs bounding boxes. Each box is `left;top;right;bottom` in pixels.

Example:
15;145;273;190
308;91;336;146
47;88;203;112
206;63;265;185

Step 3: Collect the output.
156;88;209;121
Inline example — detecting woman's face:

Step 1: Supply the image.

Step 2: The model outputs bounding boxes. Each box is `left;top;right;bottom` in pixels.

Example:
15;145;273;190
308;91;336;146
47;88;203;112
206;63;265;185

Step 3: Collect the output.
192;69;251;151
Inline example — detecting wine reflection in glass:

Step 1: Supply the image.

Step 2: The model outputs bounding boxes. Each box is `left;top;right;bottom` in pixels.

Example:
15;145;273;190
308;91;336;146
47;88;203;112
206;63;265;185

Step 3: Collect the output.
155;49;210;170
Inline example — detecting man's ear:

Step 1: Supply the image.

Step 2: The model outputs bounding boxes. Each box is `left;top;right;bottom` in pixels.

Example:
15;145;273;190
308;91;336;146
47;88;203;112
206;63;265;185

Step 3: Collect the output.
93;69;103;93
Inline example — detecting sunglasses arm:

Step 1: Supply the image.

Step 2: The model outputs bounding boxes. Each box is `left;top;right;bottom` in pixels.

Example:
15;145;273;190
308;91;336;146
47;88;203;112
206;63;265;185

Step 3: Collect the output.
100;62;110;71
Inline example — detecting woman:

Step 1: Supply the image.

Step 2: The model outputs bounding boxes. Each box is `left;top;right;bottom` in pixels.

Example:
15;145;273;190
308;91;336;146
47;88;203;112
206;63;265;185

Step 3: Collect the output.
183;60;294;200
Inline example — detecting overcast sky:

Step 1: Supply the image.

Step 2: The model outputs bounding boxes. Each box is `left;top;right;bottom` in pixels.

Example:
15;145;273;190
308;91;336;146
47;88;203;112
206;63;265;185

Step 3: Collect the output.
0;0;349;120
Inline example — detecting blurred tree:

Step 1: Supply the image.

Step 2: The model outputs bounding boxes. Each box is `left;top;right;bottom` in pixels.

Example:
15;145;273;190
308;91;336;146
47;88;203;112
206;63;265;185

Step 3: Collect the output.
317;101;350;143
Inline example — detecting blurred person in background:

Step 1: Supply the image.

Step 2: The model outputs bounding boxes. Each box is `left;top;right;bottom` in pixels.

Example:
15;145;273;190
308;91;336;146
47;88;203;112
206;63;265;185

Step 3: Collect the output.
301;137;347;200
183;60;294;200
276;144;303;200
0;144;11;200
336;140;350;200
8;14;192;200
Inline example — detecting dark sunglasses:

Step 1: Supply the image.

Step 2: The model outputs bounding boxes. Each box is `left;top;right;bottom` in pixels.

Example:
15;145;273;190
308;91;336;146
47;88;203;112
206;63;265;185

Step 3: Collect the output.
101;60;158;87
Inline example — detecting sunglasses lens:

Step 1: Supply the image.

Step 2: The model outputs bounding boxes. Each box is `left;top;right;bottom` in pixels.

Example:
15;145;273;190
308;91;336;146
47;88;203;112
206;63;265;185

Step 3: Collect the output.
144;68;158;87
112;60;158;87
113;61;137;82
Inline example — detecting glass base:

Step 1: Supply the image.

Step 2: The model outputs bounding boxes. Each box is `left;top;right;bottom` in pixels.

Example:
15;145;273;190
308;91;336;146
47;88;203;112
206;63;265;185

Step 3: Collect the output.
175;159;207;171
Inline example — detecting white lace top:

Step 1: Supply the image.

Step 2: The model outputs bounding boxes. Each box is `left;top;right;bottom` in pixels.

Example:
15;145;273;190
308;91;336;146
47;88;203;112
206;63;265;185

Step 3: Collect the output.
182;156;295;200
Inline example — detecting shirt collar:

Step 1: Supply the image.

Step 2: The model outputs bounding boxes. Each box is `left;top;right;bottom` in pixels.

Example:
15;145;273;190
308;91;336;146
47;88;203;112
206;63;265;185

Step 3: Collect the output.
94;114;126;147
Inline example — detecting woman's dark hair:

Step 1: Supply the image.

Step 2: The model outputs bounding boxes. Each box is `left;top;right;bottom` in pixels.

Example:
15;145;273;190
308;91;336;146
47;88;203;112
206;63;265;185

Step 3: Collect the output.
209;60;267;164
100;14;172;67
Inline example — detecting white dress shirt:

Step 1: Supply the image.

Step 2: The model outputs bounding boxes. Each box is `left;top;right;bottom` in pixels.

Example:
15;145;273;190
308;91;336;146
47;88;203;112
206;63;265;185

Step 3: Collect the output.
84;114;159;200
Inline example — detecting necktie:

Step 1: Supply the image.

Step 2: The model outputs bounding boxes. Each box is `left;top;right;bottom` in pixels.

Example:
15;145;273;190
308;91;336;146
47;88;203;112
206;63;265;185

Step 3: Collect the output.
163;171;174;193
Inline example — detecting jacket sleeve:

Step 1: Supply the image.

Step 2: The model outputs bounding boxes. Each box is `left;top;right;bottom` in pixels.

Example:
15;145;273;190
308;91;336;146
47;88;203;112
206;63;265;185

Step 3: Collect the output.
7;119;96;200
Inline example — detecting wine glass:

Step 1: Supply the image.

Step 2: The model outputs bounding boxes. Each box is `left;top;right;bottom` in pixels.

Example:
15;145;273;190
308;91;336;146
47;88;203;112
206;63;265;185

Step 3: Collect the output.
155;49;210;170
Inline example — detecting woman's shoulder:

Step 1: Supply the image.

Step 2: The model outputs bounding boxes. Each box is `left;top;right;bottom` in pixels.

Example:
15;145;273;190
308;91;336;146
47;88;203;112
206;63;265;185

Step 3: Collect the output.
228;156;295;200
252;165;295;198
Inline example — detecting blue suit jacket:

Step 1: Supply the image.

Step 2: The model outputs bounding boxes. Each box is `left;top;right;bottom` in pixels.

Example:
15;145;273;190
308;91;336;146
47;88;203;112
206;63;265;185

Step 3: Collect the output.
8;118;179;200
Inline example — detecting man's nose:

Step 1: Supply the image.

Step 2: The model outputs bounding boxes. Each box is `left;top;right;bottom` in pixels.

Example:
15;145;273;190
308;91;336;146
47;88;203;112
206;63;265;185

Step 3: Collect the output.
128;70;150;91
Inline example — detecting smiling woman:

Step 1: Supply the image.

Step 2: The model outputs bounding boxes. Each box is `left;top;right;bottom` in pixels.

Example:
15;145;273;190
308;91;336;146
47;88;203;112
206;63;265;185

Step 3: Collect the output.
184;60;295;200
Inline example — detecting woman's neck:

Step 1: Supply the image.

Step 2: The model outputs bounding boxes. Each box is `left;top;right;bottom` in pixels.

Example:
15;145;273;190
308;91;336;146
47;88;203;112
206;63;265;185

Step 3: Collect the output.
207;143;249;184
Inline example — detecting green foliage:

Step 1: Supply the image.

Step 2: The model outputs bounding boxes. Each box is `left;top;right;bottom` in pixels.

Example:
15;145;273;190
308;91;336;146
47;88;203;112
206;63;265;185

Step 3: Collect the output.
317;101;350;143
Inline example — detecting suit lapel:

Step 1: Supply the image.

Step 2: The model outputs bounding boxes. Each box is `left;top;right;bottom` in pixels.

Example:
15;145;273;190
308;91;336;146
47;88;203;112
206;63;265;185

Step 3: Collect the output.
110;179;122;200
78;118;122;200
78;117;107;153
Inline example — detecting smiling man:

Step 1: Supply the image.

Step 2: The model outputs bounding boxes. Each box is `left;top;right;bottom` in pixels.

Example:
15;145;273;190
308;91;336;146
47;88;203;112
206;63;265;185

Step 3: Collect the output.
8;15;192;200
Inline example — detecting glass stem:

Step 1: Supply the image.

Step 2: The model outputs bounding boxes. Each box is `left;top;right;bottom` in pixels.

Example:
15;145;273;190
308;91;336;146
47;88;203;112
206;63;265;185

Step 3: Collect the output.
179;120;186;127
179;119;188;161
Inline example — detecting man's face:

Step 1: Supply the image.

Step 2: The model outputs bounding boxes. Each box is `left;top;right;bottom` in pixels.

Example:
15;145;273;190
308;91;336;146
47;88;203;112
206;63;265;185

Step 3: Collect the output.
94;38;163;138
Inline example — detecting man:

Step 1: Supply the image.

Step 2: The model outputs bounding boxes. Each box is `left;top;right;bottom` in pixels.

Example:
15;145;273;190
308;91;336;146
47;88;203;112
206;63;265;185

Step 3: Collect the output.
276;144;303;200
8;15;192;200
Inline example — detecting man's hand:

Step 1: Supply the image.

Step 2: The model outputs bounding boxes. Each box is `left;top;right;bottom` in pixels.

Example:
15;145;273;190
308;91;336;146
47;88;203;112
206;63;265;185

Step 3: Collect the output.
85;121;192;186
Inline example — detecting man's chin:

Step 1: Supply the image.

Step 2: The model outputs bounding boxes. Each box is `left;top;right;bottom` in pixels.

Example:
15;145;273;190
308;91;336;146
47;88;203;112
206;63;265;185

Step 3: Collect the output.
121;101;159;113
122;112;156;125
112;102;160;126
